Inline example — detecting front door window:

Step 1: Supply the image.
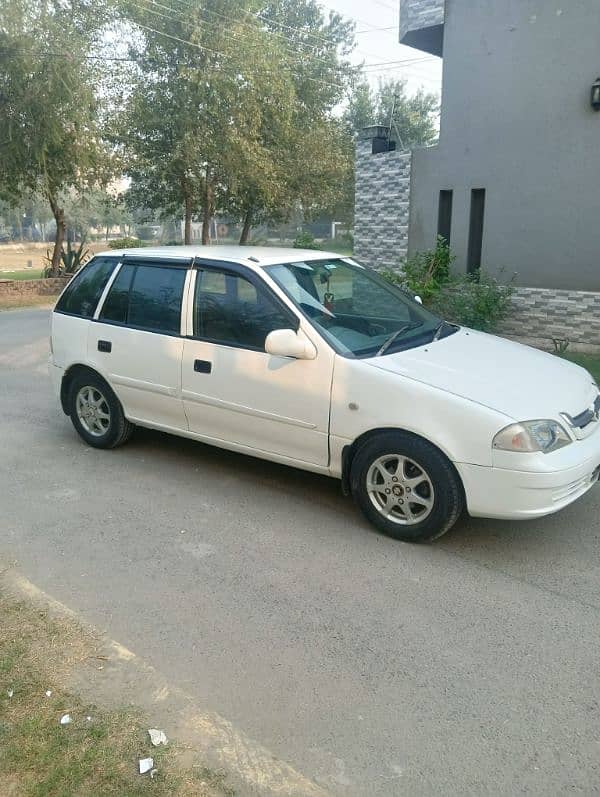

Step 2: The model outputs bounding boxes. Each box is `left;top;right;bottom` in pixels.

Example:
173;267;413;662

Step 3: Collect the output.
194;268;295;351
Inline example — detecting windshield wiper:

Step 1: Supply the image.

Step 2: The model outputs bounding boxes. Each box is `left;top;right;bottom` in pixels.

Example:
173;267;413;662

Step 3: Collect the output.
376;322;424;356
431;320;457;342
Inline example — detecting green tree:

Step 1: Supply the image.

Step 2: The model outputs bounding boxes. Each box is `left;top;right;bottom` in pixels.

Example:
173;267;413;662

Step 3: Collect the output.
117;0;356;245
0;0;113;273
62;189;133;241
226;0;357;241
117;0;266;244
346;77;439;148
344;79;377;134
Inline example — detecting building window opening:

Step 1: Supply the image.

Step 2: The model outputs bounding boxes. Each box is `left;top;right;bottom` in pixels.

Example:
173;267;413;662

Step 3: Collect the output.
467;189;486;274
437;190;453;245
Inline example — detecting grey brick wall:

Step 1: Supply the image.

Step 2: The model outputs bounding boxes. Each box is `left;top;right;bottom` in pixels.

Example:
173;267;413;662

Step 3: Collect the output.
498;287;600;352
399;0;445;40
354;138;412;271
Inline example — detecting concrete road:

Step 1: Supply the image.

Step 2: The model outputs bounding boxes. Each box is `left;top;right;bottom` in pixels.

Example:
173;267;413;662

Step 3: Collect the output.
2;307;600;795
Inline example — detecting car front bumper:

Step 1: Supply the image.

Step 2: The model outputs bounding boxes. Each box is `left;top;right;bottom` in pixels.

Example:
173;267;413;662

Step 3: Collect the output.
456;429;600;519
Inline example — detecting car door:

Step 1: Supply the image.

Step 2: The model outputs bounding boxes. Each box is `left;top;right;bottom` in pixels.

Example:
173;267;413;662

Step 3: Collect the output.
88;258;190;430
181;262;333;467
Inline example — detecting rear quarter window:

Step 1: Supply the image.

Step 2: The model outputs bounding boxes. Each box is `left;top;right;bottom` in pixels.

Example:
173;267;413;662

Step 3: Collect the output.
55;257;119;318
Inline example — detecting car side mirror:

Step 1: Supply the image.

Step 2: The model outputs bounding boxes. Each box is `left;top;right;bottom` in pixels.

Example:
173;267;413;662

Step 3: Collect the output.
265;329;317;360
414;295;423;305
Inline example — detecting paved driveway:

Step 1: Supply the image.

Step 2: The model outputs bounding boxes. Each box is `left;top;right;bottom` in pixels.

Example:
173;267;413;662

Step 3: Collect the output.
2;307;600;795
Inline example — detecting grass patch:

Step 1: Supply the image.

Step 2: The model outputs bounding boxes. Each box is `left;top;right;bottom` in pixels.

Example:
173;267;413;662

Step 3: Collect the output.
560;353;600;383
0;592;233;796
0;270;45;281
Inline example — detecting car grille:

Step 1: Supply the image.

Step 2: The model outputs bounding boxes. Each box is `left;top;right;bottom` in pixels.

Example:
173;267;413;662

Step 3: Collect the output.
569;394;600;429
552;469;599;504
561;394;600;440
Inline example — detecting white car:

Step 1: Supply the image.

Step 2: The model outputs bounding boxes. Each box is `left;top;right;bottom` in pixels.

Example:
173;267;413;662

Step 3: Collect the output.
49;246;600;543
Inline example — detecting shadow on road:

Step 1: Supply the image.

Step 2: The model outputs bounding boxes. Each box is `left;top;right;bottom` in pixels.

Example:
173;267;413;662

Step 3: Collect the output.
126;426;600;601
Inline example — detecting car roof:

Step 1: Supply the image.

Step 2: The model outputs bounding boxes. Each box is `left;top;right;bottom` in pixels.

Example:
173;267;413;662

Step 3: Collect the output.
95;245;344;268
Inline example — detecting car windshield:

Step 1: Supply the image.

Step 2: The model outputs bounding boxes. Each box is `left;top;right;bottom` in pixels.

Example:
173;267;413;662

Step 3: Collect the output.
265;258;452;357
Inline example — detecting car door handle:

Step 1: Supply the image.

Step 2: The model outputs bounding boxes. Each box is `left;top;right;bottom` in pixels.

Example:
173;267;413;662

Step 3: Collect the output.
98;340;112;353
194;359;212;374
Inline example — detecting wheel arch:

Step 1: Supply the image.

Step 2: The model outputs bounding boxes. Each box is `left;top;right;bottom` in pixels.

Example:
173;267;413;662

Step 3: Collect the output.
341;427;464;499
60;364;108;416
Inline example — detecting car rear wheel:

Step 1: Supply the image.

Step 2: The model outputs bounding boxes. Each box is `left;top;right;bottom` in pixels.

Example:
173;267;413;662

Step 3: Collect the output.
68;372;133;449
350;432;464;543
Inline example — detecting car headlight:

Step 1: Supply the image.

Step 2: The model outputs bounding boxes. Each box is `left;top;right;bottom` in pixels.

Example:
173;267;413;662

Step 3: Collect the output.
493;420;572;453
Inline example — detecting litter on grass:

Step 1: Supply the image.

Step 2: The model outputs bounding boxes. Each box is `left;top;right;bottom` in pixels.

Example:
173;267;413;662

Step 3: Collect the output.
148;728;168;746
139;757;154;774
7;689;13;698
60;714;72;725
45;690;52;697
150;769;158;779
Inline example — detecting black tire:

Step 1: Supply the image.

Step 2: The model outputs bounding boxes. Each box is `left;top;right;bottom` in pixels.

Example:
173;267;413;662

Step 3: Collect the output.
67;371;133;449
350;431;464;543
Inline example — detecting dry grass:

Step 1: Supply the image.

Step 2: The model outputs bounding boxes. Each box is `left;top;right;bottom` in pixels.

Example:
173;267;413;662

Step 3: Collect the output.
0;243;107;273
0;296;56;311
0;592;234;796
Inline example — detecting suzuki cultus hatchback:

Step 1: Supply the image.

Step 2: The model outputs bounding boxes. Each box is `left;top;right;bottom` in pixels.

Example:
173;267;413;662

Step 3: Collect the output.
50;247;600;543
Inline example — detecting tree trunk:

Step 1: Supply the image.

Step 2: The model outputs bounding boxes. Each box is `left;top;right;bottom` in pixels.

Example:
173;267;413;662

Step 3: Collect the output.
184;193;193;244
202;177;213;245
105;224;110;241
239;207;253;245
48;193;66;276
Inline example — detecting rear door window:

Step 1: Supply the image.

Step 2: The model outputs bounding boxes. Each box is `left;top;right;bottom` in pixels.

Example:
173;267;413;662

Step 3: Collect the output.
99;263;186;335
99;265;135;324
55;257;119;318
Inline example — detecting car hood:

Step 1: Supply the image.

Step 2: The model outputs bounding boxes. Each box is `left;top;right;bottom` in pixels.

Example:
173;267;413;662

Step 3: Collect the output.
365;328;597;421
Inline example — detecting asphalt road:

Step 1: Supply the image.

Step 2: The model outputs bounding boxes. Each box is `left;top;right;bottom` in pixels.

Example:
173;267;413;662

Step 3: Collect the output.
2;307;600;795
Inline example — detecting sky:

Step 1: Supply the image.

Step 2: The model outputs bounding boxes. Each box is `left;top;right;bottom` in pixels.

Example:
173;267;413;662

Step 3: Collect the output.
324;0;443;96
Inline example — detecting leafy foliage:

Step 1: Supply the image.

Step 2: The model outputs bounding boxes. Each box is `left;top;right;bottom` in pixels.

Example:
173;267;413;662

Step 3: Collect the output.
345;77;439;148
43;239;91;277
293;231;321;250
108;237;144;249
430;272;515;333
382;240;514;332
0;0;113;273
381;236;453;301
117;0;356;244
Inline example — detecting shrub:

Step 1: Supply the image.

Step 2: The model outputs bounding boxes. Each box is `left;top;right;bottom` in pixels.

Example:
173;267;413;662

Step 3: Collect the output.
431;271;515;333
108;237;144;249
43;238;91;277
293;231;321;250
403;236;454;301
381;238;515;333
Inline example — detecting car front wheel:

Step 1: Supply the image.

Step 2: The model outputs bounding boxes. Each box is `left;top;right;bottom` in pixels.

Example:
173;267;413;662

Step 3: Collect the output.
350;432;464;543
